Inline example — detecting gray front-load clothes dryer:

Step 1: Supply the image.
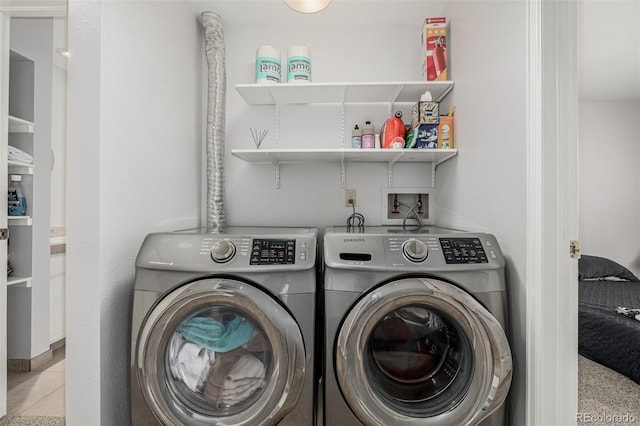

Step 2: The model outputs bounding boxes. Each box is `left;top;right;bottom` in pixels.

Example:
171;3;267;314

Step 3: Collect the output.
130;227;318;426
323;226;512;426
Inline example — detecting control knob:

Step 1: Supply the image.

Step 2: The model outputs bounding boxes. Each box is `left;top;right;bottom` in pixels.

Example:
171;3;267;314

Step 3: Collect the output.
210;240;236;263
402;238;428;262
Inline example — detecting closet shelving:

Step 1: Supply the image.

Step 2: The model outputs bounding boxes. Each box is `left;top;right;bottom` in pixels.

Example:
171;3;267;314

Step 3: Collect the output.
7;50;35;290
232;81;457;188
8;115;34;133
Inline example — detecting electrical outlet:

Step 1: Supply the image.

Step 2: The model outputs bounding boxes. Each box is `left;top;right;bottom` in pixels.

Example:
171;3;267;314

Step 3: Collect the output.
344;189;357;207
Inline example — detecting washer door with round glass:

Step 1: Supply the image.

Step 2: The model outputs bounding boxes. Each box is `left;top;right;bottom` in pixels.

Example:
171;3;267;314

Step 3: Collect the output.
336;277;512;426
135;278;305;426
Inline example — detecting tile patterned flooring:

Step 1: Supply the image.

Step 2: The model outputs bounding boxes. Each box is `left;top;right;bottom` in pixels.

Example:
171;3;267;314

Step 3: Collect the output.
6;347;65;417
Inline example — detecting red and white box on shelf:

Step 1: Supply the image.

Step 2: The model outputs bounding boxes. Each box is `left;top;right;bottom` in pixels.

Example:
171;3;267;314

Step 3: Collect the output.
421;17;448;81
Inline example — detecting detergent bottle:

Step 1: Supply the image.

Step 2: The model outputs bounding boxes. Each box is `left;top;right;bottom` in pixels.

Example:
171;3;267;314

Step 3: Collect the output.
8;175;27;216
381;111;406;149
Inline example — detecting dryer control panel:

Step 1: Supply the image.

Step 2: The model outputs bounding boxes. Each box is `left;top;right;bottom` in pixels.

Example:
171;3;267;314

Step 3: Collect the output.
250;239;297;265
439;237;488;264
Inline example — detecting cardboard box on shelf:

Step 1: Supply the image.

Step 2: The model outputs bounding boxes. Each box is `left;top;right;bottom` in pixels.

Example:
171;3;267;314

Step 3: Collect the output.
407;101;440;149
422;17;448;81
437;115;454;149
411;101;439;127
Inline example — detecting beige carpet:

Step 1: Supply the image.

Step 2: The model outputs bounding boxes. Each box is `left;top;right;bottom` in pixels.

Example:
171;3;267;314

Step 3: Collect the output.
0;417;64;426
578;355;640;425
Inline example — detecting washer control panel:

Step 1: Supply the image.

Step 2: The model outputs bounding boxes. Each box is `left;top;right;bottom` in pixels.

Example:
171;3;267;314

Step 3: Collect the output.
250;239;296;265
439;237;488;264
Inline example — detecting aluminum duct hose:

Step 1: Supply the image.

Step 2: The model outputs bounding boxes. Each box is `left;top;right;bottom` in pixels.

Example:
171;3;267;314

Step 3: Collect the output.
202;12;226;233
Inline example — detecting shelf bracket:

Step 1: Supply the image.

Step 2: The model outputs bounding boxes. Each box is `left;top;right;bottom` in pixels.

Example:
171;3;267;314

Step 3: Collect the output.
388;85;403;116
341;103;346;148
275;161;281;189
431;151;458;186
275;105;280;149
341;155;346;188
431;162;437;187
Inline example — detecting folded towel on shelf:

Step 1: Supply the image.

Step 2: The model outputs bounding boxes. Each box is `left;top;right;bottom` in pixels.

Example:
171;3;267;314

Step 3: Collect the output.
8;145;33;164
177;316;254;353
615;307;640;321
169;333;215;392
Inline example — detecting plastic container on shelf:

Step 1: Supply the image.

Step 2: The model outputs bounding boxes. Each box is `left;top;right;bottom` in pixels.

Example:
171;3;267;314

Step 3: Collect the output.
287;45;311;83
255;45;282;84
362;121;375;149
8;174;27;216
351;125;362;148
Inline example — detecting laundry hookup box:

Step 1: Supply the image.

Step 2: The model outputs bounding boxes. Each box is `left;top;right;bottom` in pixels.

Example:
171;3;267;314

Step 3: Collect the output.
421;17;448;81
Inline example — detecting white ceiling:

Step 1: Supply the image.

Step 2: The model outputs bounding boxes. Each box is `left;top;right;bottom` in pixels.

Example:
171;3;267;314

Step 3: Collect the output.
579;0;640;101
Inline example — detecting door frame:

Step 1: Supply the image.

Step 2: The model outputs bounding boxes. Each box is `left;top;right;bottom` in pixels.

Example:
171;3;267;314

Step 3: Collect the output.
526;0;579;425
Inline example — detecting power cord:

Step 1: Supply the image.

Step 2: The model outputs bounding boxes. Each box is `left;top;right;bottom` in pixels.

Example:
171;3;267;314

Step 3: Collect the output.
346;198;365;232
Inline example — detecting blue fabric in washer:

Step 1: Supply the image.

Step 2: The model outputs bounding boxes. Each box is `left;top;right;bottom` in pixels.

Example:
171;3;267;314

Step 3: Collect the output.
177;316;254;352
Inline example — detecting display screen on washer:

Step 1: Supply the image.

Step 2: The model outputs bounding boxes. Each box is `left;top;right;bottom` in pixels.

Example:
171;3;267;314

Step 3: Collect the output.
439;238;488;264
250;239;296;265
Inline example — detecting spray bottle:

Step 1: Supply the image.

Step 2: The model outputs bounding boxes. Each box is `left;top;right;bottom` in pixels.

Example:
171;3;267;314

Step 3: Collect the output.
381;111;406;149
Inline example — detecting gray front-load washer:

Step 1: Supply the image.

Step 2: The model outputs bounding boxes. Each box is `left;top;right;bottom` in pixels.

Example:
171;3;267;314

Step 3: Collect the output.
130;227;317;426
323;226;512;425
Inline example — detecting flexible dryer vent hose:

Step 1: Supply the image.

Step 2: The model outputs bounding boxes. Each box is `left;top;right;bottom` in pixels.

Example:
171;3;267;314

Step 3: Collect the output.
202;12;226;234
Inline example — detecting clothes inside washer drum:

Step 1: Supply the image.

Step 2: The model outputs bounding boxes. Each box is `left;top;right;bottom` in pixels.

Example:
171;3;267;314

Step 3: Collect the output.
168;333;215;392
177;316;254;352
204;348;267;407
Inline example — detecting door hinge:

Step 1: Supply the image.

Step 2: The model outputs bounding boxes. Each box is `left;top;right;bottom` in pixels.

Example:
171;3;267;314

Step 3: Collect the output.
0;228;8;240
570;240;581;259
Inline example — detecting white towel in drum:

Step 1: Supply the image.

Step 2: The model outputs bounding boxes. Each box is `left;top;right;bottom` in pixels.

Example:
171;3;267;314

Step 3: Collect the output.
169;333;215;392
217;354;266;406
8;145;33;164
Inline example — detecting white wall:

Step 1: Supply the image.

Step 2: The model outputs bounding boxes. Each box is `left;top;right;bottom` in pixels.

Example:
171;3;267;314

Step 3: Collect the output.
220;10;434;227
435;2;528;424
579;101;640;276
66;1;202;424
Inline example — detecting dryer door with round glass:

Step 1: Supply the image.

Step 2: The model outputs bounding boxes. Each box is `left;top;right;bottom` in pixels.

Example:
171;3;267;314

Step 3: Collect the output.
335;277;512;426
135;277;305;426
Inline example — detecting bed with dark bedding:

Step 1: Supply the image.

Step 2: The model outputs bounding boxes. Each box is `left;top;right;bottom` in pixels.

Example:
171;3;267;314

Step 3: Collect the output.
578;255;640;384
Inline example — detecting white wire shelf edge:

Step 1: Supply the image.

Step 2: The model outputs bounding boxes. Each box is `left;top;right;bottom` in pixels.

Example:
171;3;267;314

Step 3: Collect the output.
236;81;454;105
231;148;457;164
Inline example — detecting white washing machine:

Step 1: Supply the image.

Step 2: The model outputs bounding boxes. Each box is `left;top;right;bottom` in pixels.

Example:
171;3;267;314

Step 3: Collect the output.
323;226;512;425
130;227;318;426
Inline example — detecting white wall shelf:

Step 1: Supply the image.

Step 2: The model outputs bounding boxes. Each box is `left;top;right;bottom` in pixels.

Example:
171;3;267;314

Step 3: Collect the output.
236;80;454;105
7;276;32;288
232;148;457;164
235;80;456;188
8;115;34;133
8;160;34;175
8;216;33;226
232;148;457;188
